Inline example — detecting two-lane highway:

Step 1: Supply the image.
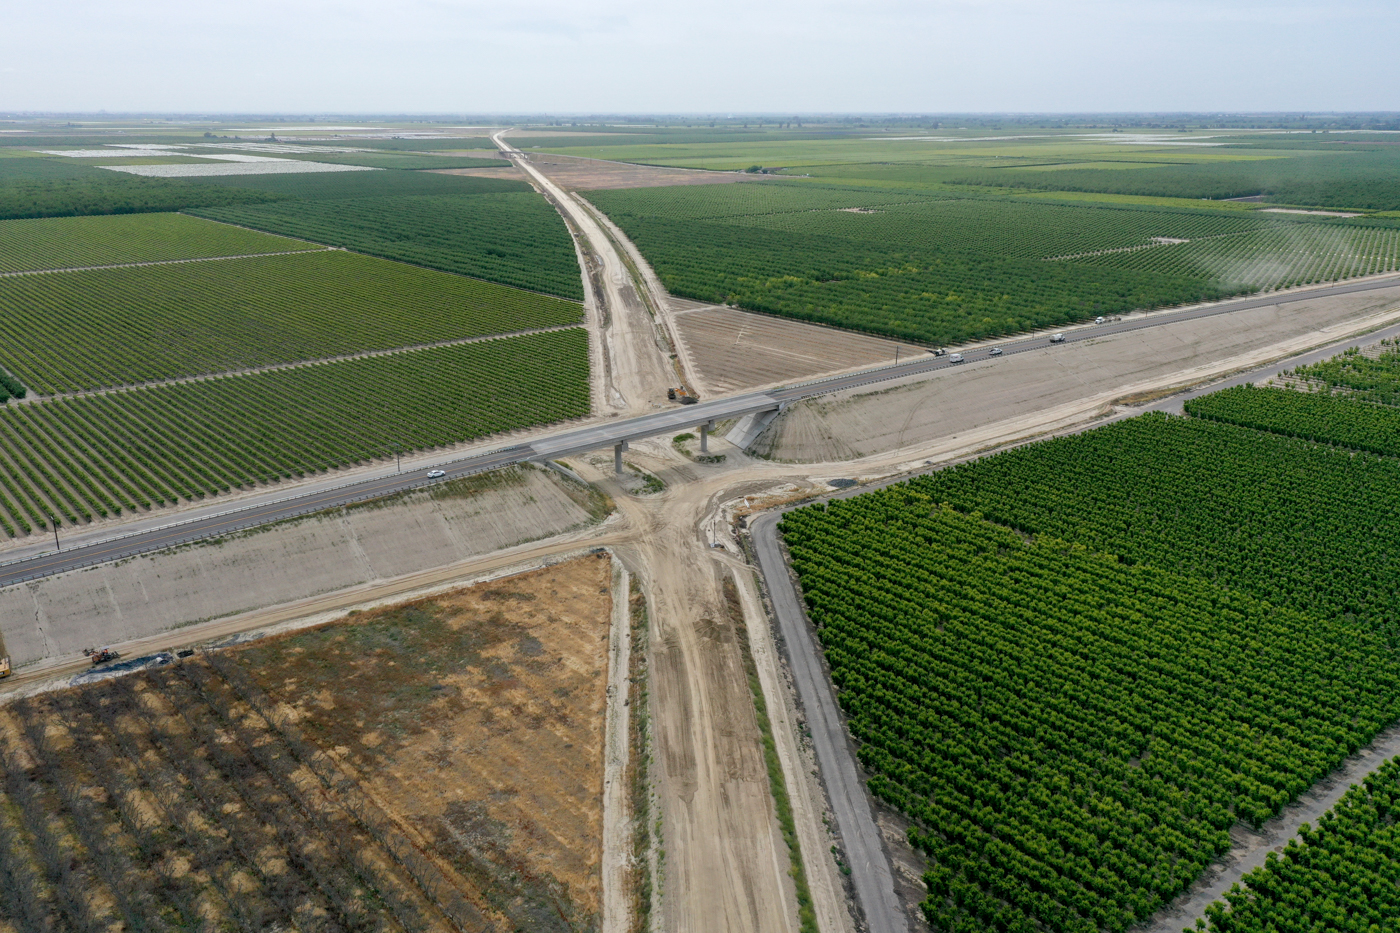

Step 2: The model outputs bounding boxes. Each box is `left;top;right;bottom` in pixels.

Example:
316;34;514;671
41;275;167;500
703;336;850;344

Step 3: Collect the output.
4;272;1399;589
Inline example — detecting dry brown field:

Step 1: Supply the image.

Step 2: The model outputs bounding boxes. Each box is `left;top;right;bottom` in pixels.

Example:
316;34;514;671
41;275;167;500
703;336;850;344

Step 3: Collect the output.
430;167;530;182
522;153;770;191
670;301;932;394
0;555;613;933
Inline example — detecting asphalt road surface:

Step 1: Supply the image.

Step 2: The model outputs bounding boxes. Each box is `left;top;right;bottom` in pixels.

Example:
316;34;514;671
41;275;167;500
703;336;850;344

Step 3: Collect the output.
751;510;909;933
4;272;1398;589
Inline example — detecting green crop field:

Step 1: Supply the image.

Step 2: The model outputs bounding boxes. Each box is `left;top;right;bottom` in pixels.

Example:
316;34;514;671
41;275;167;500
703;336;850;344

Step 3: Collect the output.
587;185;1260;345
0;174;284;221
0;330;589;537
715;195;1266;259
1075;222;1400;290
780;398;1400;930
0;250;583;394
1200;757;1400;932
0;137;593;540
908;413;1400;637
261;151;513;170
0;213;319;273
1284;341;1400;404
1186;384;1400;456
781;493;1400;932
554;126;1400;345
182;169;525;200
538;126;1400;209
196;190;584;299
586;175;1400;345
297;137;498;152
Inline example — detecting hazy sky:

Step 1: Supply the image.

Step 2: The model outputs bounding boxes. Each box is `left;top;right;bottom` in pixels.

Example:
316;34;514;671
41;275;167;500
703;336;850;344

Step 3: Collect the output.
4;0;1396;114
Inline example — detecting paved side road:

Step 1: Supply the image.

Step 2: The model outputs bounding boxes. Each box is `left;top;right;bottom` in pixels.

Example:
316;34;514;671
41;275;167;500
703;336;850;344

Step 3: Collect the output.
750;511;909;933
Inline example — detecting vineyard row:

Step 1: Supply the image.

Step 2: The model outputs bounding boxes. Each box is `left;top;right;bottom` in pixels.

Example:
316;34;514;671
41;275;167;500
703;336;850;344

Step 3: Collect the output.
195;190;586;301
0;249;584;395
0;211;318;273
0;329;590;538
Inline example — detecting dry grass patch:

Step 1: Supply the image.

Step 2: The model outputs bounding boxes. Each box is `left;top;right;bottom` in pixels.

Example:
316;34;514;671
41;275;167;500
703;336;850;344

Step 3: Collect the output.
237;553;615;931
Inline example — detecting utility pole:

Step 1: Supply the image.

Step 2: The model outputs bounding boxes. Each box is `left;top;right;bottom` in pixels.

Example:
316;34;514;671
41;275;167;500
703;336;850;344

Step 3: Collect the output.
895;346;900;366
49;514;59;551
396;445;401;474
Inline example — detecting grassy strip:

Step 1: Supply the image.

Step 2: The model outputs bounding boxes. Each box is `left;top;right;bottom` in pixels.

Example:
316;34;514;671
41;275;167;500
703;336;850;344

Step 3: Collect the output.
726;576;819;933
627;575;656;932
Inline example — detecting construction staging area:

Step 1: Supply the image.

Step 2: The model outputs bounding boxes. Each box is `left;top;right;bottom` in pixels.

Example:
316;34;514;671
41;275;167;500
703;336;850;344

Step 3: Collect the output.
7;128;1400;933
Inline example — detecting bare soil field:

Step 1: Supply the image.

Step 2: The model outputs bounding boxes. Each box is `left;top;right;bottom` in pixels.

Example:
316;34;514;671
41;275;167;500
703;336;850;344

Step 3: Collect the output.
521;153;772;191
507;131;645;139
753;283;1400;461
3;465;607;668
0;554;613;933
431;149;514;159
431;167;530;181
671;302;933;395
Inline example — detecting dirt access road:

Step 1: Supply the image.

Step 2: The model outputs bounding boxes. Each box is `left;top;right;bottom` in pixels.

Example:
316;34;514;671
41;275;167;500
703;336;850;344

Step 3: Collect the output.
493;130;676;415
489;139;831;931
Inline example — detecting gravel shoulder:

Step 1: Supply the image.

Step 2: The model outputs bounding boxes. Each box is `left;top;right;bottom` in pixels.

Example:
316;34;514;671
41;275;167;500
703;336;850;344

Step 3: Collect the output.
750;510;908;933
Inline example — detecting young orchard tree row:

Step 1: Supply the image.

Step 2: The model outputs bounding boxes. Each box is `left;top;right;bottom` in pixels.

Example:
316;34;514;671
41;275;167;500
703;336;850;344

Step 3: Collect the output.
908;412;1400;643
1282;341;1400;406
1199;756;1400;933
1186;384;1400;458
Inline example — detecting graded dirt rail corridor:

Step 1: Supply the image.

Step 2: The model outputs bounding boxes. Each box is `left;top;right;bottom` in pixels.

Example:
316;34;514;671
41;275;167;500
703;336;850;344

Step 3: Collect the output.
493;130;675;415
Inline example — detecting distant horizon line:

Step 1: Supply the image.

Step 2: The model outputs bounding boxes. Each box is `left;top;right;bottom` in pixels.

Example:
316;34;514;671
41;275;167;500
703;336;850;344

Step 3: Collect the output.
3;110;1400;121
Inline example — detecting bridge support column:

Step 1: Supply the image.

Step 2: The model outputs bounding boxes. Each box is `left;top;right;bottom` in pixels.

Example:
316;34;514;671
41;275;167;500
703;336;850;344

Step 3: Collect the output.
700;420;715;453
614;439;628;474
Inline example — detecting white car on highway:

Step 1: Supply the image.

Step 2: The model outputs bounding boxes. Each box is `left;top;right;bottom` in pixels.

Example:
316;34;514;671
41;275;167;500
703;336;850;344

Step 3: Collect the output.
426;470;447;479
1050;333;1066;343
988;347;1003;356
948;352;965;363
